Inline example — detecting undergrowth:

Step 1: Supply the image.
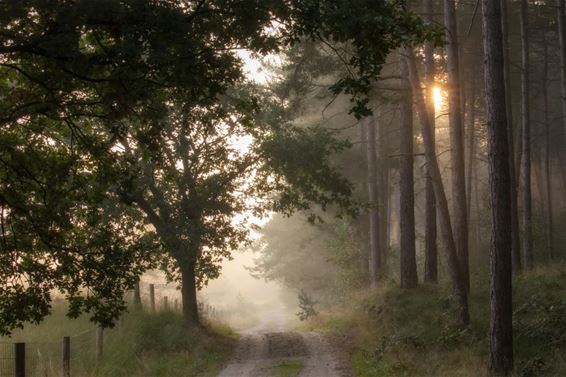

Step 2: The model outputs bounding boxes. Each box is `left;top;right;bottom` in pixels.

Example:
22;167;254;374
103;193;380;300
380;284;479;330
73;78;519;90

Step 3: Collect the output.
303;265;566;377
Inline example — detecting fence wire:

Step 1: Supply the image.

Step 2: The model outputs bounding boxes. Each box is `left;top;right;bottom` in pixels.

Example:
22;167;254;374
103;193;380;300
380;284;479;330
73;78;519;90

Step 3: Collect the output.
69;328;97;375
0;328;99;377
25;341;63;377
0;343;13;377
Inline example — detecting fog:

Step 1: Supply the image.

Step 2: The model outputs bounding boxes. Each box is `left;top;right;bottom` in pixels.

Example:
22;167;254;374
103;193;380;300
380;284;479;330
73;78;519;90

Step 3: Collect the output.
136;245;300;333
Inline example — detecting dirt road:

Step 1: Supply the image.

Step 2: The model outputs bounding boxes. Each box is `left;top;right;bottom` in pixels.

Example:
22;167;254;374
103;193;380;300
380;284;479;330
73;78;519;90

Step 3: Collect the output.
217;309;354;377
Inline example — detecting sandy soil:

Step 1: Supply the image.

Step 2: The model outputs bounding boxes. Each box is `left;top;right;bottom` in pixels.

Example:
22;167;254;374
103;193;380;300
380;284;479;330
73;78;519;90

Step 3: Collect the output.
217;309;354;377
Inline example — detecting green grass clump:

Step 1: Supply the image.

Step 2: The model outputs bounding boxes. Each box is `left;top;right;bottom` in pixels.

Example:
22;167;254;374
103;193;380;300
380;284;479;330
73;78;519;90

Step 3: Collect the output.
305;265;566;377
271;360;304;377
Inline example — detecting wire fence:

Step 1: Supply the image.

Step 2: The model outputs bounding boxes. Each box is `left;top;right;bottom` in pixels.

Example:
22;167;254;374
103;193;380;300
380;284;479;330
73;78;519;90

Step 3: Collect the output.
0;343;14;377
0;282;224;376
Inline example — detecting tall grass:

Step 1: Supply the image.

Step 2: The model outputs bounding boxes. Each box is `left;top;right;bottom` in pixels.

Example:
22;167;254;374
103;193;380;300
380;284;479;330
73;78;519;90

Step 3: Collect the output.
2;303;236;377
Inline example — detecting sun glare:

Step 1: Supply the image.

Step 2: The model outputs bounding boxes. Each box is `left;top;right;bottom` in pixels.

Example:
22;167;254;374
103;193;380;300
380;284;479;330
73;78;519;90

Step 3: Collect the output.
433;86;444;111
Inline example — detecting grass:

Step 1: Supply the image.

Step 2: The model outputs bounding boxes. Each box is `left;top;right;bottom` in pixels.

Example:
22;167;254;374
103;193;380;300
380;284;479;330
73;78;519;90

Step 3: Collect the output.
270;360;304;377
1;303;236;377
303;264;566;377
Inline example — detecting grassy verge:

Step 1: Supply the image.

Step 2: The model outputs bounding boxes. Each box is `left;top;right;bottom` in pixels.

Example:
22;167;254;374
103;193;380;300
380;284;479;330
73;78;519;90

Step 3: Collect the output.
2;304;236;377
302;265;566;377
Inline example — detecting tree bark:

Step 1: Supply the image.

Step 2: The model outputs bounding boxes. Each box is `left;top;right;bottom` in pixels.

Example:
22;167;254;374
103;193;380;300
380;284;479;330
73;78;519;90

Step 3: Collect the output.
399;57;418;289
501;0;522;275
466;77;476;228
482;0;514;374
520;0;533;270
405;48;469;326
444;0;470;291
377;108;390;275
366;116;383;286
558;0;566;161
180;261;200;326
542;40;554;261
424;0;438;284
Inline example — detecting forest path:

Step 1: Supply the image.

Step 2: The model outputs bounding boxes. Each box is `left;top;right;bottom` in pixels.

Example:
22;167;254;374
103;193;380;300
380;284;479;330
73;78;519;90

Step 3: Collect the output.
217;309;354;377
216;331;354;377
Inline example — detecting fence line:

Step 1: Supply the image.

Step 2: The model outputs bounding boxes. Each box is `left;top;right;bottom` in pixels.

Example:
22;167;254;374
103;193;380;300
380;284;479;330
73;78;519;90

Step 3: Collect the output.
0;283;225;376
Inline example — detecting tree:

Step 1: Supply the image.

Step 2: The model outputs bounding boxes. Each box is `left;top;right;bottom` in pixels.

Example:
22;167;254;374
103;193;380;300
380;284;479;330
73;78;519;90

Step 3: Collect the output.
501;0;522;275
423;0;438;284
399;57;418;289
520;0;533;270
482;0;514;373
405;48;469;326
0;0;437;329
558;0;566;157
376;107;390;276
0;0;286;330
542;38;555;261
443;0;470;291
366;116;383;286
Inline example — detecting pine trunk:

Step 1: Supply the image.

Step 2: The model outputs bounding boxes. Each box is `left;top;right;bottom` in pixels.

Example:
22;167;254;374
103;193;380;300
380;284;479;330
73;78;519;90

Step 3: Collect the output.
377;108;390;274
501;0;522;275
482;0;514;373
399;57;418;289
542;40;554;261
366;116;383;286
466;77;476;226
444;0;470;291
424;0;438;283
558;0;566;159
520;0;533;270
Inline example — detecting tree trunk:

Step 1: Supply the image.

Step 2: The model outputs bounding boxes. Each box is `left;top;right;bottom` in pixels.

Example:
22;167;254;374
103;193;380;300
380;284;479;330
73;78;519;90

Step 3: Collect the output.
405;48;469;326
444;0;470;291
399;57;418;289
366;116;383;286
424;0;438;284
466;77;476;227
482;0;514;374
558;0;566;162
520;0;533;270
180;261;200;326
542;40;554;261
501;0;522;275
377;107;390;275
359;118;370;277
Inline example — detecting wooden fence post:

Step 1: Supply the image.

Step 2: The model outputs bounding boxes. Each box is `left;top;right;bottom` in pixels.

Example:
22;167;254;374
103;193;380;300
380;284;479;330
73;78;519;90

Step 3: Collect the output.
96;326;104;363
133;280;142;309
149;284;155;312
163;296;168;311
63;336;70;377
14;342;25;377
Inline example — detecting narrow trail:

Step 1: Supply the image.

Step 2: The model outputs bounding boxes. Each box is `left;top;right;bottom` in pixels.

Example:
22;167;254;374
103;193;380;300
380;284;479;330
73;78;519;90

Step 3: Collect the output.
217;309;354;377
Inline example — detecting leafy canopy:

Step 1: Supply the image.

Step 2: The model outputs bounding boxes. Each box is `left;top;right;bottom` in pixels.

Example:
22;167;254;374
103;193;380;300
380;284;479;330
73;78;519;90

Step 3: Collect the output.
0;0;435;332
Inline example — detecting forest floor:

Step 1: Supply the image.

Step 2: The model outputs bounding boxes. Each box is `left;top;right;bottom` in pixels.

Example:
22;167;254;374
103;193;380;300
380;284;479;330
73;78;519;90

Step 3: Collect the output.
300;264;566;377
217;308;354;377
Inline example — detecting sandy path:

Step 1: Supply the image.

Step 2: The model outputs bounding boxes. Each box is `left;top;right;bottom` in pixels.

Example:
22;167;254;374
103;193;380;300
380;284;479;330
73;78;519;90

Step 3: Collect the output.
217;310;353;377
